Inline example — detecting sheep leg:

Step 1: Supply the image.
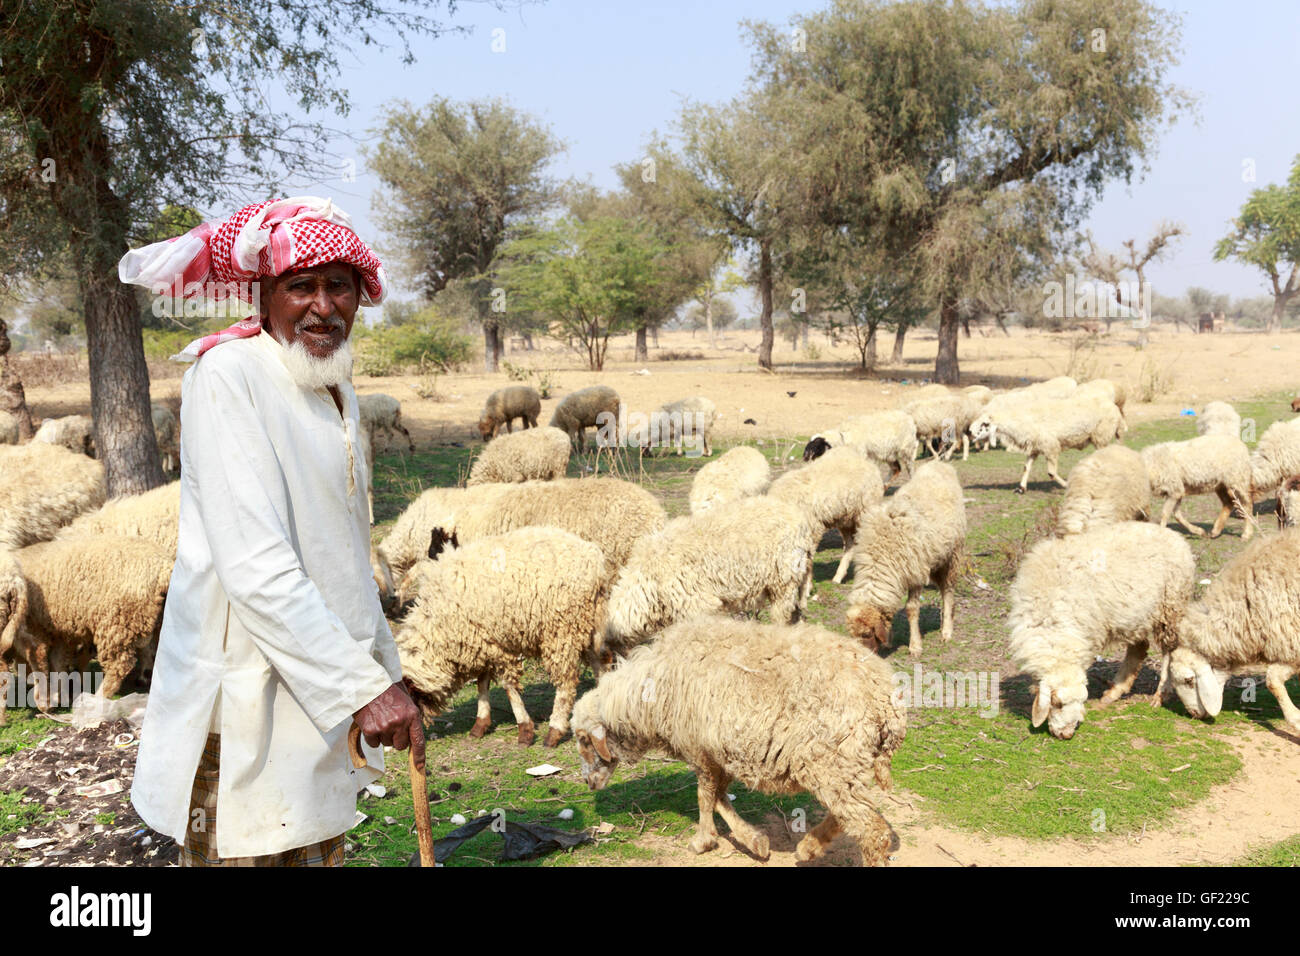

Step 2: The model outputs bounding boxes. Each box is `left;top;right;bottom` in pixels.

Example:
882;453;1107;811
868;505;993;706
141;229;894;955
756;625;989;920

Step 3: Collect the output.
0;668;8;726
906;587;923;657
1151;652;1172;706
397;422;415;452
961;433;969;461
469;676;492;738
1016;454;1036;494
1231;486;1257;541
687;766;721;855
1264;665;1300;733
832;524;857;584
1209;488;1234;538
835;800;894;867
795;811;843;862
938;564;955;643
1170;498;1206;537
542;678;577;748
503;678;535;746
709;769;770;859
1045;453;1067;488
1099;640;1148;706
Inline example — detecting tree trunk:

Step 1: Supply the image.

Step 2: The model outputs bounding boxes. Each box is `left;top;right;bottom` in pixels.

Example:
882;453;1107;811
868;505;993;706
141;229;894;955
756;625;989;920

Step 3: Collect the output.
865;321;878;371
482;320;502;372
961;313;971;338
1271;297;1286;333
995;313;1010;337
935;296;960;385
651;325;659;348
705;290;715;347
522;331;534;350
891;324;907;363
635;324;648;362
757;240;774;370
0;321;34;439
800;321;810;349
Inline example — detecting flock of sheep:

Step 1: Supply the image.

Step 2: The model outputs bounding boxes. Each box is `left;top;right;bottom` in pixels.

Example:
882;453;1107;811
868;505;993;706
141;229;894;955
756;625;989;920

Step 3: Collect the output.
4;371;1300;865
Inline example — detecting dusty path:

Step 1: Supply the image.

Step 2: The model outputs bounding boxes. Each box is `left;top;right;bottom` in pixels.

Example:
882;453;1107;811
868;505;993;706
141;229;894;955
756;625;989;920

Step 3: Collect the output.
614;725;1300;867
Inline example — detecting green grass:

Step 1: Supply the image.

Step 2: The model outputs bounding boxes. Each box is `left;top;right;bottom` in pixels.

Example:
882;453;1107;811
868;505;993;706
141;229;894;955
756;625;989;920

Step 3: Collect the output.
1236;834;1300;866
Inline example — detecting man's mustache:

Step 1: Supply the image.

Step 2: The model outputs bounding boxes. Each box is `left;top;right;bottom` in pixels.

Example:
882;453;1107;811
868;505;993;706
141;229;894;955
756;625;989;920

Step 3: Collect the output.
296;314;346;333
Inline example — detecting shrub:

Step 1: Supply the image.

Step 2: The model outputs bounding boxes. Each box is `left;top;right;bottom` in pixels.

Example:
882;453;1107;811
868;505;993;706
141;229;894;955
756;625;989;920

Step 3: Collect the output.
352;311;473;376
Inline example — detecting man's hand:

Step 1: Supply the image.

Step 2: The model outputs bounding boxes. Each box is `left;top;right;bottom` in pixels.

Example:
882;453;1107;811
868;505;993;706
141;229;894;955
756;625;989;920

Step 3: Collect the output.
353;682;425;772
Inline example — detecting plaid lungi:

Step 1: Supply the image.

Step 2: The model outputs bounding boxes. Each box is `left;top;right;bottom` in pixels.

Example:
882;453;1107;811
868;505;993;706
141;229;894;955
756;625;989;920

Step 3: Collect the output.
178;733;346;867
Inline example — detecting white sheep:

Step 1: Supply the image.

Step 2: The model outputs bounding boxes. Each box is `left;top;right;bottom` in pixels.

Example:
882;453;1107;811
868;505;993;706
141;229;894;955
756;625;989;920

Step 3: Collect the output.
1196;401;1240;438
970;397;1123;493
0;548;26;726
357;393;414;453
688;446;771;514
466;426;571;486
1276;476;1300;529
0;442;106;549
604;496;815;653
1056;445;1151;535
1010;521;1195;739
1249;418;1300;502
0;410;18;445
572;616;907;864
33;414;95;457
1140;433;1257;540
633;396;717;457
768;445;885;583
396;527;608;747
1074;379;1128;427
803;410;918;481
55;481;181;556
903;391;982;461
844;461;966;657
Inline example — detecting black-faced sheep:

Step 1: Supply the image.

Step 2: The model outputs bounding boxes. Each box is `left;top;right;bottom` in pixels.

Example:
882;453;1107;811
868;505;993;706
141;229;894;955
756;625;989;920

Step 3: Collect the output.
478;385;542;440
803;410;918;481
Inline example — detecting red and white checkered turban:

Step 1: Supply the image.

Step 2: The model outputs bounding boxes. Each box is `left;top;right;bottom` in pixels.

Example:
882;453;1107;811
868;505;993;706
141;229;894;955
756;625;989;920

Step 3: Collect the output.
118;197;386;360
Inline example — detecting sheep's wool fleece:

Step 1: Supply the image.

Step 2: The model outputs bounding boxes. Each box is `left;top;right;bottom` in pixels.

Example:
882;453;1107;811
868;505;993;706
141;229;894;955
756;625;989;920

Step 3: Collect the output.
132;330;401;858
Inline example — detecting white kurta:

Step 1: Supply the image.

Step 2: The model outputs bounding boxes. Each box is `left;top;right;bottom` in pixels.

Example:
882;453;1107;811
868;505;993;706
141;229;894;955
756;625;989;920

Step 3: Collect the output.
131;330;402;857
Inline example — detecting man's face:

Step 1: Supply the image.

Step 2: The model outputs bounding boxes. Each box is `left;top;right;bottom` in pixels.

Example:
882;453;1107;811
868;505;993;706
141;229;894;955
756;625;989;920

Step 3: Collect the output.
260;262;359;359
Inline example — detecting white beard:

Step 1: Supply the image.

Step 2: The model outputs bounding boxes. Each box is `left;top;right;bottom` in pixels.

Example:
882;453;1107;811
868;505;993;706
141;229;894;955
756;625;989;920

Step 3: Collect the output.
277;337;354;390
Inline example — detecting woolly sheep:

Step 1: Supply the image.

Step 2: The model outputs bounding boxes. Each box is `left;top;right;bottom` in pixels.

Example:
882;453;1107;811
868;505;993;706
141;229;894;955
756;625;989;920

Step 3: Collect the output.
396;527;608;747
632;396;717;457
803;410;918;481
970;397;1123;493
549;385;621;451
688;446;770;514
572;616;907;864
151;403;179;473
1249;418;1300;501
1010;522;1195;740
845;461;966;657
1164;530;1300;732
903;391;982;461
1141;433;1257;540
962;384;993;406
9;535;171;710
466;426;571;486
357;393;414;453
376;477;666;597
34;414;95;457
0;410;18;445
55;481;181;556
1074;379;1128;425
478;385;541;440
768;445;885;583
1276;476;1300;529
0;548;26;726
1196;401;1240;439
604;496;816;653
1056;445;1151;535
0;442;106;549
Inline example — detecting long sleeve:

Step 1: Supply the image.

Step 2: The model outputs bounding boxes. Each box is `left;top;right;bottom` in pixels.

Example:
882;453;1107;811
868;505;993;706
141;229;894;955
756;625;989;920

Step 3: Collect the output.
182;350;394;734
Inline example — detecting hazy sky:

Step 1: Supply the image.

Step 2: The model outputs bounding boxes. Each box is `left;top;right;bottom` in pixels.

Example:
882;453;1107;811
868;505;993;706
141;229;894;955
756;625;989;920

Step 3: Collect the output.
267;0;1299;305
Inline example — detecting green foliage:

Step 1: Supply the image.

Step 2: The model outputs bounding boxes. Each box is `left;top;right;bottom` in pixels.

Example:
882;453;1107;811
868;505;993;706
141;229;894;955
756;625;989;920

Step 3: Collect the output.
1214;154;1300;329
352;307;473;376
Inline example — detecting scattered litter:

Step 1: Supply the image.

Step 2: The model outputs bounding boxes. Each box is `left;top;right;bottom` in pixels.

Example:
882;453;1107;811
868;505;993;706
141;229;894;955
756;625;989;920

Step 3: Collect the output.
525;764;563;777
352;811;368;828
449;813;467;826
1171;764;1191;773
68;692;149;731
383;816;397;826
632;368;650;376
14;837;55;850
431;814;593;864
475;809;489;818
557;808;574;820
1180;408;1196;416
726;793;736;802
973;578;992;591
74;779;123;798
112;733;136;748
593;821;615;835
363;783;387;799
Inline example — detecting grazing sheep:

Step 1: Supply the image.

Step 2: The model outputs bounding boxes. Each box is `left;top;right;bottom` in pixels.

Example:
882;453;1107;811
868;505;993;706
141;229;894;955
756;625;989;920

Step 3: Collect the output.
633;396;717;457
478;385;542;440
151;403;179;472
549;385;621;452
10;535;171;710
0;549;26;726
604;496;816;653
1163;530;1300;732
844;461;966;657
1249;418;1300;502
466;426;571;486
1009;522;1195;740
688;446;771;514
963;384;993;406
33;414;95;457
768;446;885;583
1074;379;1128;426
395;527;608;747
1056;445;1151;535
0;410;18;445
1141;433;1257;540
0;442;106;549
55;481;181;556
357;393;414;453
572;616;907;865
1276;476;1300;529
376;477;666;598
903;391;982;461
803;411;918;481
970;397;1123;493
1196;401;1240;438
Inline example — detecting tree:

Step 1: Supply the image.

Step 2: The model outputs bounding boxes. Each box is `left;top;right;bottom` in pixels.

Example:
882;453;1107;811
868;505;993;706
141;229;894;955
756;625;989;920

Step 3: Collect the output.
369;96;564;372
745;0;1191;384
689;257;745;346
0;0;467;495
685;296;737;335
1080;222;1184;331
1214;155;1300;333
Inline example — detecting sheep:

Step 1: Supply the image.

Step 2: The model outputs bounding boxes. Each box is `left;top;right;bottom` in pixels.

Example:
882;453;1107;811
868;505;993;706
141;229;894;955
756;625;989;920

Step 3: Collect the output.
357;393;414;453
688;446;771;514
903;390;982;461
1196;401;1240;438
844;461;965;657
395;527;608;747
548;385;621;452
0;410;18;445
0;548;26;726
478;385;541;440
1140;433;1257;540
375;477;666;598
1249;418;1300;502
962;384;993;406
571;616;907;864
1276;476;1300;529
55;481;181;555
1056;445;1151;535
33;414;95;457
466;426;571;486
0;442;106;549
1074;379;1128;426
1163;529;1300;732
1010;522;1195;740
8;535;171;710
768;445;885;583
1291;397;1300;414
633;395;717;457
151;402;179;472
604;496;816;653
969;397;1123;493
803;410;918;481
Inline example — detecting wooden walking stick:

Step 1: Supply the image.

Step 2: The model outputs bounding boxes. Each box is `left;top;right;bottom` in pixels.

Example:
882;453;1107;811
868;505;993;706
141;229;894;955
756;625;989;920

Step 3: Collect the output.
349;721;436;867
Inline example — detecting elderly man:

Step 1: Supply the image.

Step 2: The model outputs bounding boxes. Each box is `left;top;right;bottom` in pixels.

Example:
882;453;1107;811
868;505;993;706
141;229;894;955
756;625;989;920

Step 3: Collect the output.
119;197;422;866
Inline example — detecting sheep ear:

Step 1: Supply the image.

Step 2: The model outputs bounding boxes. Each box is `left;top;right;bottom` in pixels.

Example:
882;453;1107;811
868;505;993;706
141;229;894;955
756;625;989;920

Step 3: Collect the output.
1031;685;1052;727
1196;664;1225;717
589;723;614;761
